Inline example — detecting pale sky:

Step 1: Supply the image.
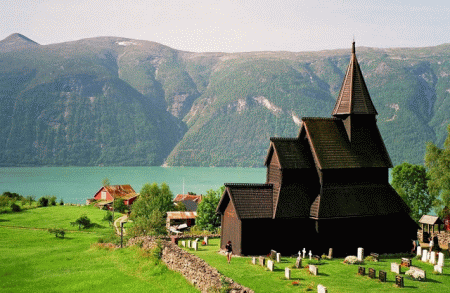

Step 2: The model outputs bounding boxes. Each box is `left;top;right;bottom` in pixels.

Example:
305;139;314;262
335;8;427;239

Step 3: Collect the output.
1;0;449;53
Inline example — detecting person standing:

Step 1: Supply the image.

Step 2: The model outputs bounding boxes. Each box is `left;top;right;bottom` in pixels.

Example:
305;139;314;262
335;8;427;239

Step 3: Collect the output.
225;240;233;264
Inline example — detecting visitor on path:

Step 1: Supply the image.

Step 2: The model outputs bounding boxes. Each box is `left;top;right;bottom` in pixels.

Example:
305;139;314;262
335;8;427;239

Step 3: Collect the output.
226;241;233;264
429;237;434;252
412;239;418;254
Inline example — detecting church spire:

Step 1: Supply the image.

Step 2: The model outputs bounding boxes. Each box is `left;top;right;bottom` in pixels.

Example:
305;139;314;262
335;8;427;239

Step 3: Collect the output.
332;42;377;117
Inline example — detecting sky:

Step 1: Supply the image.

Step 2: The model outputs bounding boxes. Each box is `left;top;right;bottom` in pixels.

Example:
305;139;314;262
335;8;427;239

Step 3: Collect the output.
1;0;450;53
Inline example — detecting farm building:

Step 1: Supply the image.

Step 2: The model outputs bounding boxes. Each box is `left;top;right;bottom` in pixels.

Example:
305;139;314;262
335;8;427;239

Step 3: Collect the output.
173;194;203;211
92;184;139;208
216;42;418;257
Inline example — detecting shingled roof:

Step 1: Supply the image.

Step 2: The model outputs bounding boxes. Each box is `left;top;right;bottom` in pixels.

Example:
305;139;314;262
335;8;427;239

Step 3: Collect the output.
216;184;273;219
310;184;410;219
273;183;314;219
332;42;378;116
299;117;392;169
264;138;314;169
103;184;137;200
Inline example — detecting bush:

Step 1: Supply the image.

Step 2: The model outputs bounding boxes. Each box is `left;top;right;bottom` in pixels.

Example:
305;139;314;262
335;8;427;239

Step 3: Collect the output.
71;214;92;229
11;202;21;212
38;196;49;207
49;196;57;206
343;255;363;265
48;227;66;238
103;211;113;224
59;198;64;206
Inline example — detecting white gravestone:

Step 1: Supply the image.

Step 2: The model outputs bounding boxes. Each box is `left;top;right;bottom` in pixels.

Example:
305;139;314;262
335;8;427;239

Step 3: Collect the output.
295;257;302;268
317;284;328;293
417;246;422;256
252;257;256;265
267;260;274;271
391;263;401;274
421;250;428;262
187;240;191;248
192;241;198;251
302;248;306;258
181;241;186;247
309;264;318;276
285;267;291;279
438;252;445;267
357;247;364;262
309;250;312;260
276;253;281;263
298;251;302;258
430;251;436;264
204;236;208;245
434;265;443;274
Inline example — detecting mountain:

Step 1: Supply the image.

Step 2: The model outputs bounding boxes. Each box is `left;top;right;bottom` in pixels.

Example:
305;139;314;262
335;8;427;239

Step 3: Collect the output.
1;34;449;167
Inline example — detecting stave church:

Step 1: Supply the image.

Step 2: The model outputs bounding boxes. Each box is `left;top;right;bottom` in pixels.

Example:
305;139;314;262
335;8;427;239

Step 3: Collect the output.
216;42;418;257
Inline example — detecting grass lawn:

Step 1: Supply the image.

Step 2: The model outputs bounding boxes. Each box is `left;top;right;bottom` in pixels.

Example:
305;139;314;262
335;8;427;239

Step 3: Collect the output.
0;206;198;293
185;238;450;293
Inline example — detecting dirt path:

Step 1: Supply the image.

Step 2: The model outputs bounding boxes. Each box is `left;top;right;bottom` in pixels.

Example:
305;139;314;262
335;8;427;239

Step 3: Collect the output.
114;214;129;236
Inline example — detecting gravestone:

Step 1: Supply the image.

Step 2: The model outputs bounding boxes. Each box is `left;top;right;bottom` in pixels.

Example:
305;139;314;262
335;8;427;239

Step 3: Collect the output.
357;248;364;262
285;267;291;279
259;256;265;267
192;241;198;251
204;236;208;245
302;248;306;258
434;265;443;274
421;250;428;262
271;250;277;259
370;253;379;262
181;241;186;247
369;268;376;279
309;250;312;260
276;253;281;263
328;248;333;259
379;270;387;282
409;266;426;280
438;252;445;267
317;284;327;293
295;257;302;268
430;251;437;264
309;264;318;276
187;240;191;248
395;275;404;288
252;257;256;265
391;263;401;274
417;246;422;256
358;266;365;276
401;258;411;267
267;260;274;271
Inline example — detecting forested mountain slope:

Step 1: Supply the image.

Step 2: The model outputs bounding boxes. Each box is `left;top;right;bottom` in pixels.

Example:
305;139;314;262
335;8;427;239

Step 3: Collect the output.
1;33;449;166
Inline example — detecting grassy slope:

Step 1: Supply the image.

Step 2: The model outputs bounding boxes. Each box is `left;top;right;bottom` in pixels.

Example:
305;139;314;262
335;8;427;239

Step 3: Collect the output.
0;205;198;293
188;238;450;293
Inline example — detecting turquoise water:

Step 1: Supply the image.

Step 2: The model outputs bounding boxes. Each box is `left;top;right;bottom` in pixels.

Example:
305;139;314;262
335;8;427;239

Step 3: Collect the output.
0;167;266;204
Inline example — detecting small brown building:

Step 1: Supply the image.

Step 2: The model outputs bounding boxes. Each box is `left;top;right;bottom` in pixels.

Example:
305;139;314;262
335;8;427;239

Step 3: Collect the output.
92;184;139;208
217;42;418;256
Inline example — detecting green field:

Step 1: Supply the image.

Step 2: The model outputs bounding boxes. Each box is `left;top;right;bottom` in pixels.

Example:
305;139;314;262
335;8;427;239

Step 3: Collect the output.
3;205;450;292
0;205;198;293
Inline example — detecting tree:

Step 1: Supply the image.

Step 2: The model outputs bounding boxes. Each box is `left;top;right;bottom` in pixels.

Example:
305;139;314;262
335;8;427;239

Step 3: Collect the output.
425;124;450;217
196;186;224;232
71;214;92;229
102;177;111;187
114;198;127;213
38;196;49;207
392;162;434;222
130;182;174;236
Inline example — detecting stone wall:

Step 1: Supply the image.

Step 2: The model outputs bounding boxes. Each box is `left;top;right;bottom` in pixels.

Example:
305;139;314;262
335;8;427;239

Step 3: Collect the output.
417;229;450;249
127;237;253;293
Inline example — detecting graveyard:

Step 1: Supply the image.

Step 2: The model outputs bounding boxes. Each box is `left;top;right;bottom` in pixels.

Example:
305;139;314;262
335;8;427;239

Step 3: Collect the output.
182;237;450;292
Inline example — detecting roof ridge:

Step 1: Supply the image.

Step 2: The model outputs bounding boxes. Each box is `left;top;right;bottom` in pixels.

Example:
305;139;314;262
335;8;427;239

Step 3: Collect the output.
224;183;273;188
270;137;297;141
302;117;339;121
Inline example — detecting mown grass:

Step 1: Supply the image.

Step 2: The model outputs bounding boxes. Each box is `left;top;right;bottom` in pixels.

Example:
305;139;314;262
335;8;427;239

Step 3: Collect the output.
185;238;450;293
0;206;198;293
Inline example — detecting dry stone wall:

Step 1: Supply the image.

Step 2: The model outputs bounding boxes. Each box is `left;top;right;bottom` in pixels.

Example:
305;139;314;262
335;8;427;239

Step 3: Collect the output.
127;237;253;293
417;230;450;249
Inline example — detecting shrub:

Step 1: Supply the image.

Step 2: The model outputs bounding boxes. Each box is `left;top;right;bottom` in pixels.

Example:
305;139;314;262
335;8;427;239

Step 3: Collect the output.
59;198;64;206
48;227;66;238
0;196;9;208
11;202;21;212
405;269;425;281
343;255;362;265
38;196;49;207
365;255;377;262
71;214;92;229
103;211;113;224
49;196;57;206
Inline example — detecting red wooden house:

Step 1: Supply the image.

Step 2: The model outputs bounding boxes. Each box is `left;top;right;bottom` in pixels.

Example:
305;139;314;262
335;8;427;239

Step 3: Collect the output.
93;184;139;207
173;194;203;211
217;42;418;256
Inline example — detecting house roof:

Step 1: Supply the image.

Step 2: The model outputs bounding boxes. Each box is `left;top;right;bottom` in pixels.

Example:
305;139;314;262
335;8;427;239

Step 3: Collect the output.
167;211;198;220
332;42;378;116
174;194;203;203
216;183;274;219
94;184;138;200
299;117;392;169
264;138;314;169
310;183;410;219
273;183;314;219
419;215;443;225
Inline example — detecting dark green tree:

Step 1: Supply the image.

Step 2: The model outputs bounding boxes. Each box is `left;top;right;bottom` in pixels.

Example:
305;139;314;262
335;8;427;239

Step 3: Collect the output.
392;162;434;222
114;198;127;213
196;186;224;232
71;214;92;229
130;182;174;236
425;124;450;217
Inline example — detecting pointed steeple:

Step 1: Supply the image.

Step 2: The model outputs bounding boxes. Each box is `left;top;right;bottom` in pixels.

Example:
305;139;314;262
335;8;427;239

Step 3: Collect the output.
332;42;377;116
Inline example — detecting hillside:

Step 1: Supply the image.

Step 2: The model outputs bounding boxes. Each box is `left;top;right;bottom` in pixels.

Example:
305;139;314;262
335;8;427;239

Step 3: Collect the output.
1;33;450;167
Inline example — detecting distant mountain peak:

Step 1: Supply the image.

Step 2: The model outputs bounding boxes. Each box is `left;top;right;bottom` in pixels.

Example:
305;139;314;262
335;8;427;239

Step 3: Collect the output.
0;33;39;53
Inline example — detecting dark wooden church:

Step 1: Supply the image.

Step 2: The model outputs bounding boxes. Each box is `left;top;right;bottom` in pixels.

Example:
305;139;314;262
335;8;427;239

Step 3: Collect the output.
216;43;418;257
